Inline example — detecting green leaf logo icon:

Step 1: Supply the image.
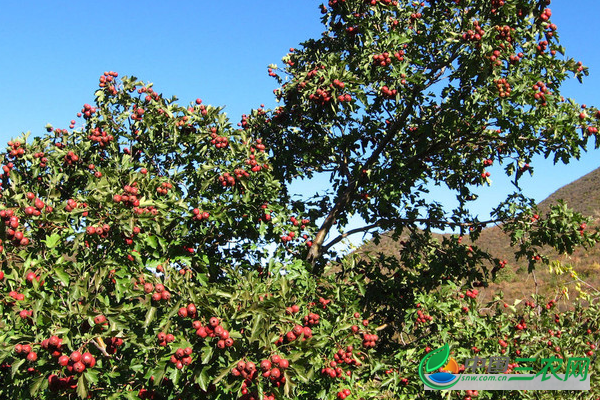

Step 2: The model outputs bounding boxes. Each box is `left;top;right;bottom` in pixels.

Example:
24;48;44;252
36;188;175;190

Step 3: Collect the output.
425;344;450;373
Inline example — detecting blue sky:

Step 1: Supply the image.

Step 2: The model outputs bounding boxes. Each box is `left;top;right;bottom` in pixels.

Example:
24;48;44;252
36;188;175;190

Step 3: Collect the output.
1;1;599;249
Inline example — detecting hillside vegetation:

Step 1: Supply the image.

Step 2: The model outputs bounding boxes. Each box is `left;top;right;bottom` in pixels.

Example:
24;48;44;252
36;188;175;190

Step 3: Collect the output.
357;167;600;307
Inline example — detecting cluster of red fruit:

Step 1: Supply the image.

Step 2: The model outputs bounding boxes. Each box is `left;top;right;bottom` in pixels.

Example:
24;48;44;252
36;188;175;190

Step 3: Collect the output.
14;343;38;362
493;25;513;44
6;140;25;159
0;161;14;176
98;70;118;88
536;39;550;54
380;86;397;99
364;0;398;6
280;231;296;243
290;216;310;229
191;208;210;221
219;172;237;187
233;168;252;179
170;347;193;370
58;350;96;373
303;313;320;328
372;52;394;67
308;87;334;106
1;211;29;246
285;304;300;314
245;154;265;173
145;283;171;302
515;319;527;330
156;181;173;195
499;259;508;269
80;103;97;120
113;183;142;207
104;337;124;354
498;338;509;353
459;288;479;299
490;0;504;14
32;151;48;168
24;193;47;216
293;322;314;342
65;198;87;213
321;346;360;379
86;223;111;237
337;388;351;400
318;297;331;309
63;150;80;166
194;317;235;349
210;131;229;149
131;105;145;122
414;308;433;326
539;7;552;21
259;355;289;387
464;389;480;400
361;332;379;348
18;308;33;320
545;299;556;309
8;290;25;301
493;78;511;98
138;86;161;103
231;360;257;380
156;331;176;347
579;222;587;236
462;21;485;42
87;127;114;147
48;374;78;392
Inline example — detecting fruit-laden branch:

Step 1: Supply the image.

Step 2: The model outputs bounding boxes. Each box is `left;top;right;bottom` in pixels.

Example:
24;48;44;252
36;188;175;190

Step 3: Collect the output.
306;48;462;273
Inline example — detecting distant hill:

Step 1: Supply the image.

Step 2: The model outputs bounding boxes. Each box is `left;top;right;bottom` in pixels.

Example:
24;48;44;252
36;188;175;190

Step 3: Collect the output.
356;167;600;307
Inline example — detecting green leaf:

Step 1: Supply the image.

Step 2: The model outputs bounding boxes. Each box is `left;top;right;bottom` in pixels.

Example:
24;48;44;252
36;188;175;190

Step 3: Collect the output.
202;346;214;364
77;374;88;399
44;233;61;249
30;373;47;396
143;306;157;328
196;367;210;391
54;267;70;286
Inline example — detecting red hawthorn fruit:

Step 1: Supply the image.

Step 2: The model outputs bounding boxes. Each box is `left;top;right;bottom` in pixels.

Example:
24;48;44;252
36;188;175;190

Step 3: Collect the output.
224;338;234;347
94;315;107;325
292;325;303;336
82;352;95;367
166;334;175;343
26;352;38;362
161;291;171;301
144;283;154;293
178;307;188;318
58;355;70;366
270;368;281;379
261;360;272;371
209;317;220;327
71;351;82;362
196;327;208;338
48;336;60;347
217;340;226;349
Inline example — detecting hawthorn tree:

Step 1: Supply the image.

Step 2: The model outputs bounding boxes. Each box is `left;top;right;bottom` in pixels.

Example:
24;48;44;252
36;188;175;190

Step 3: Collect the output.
1;1;600;400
